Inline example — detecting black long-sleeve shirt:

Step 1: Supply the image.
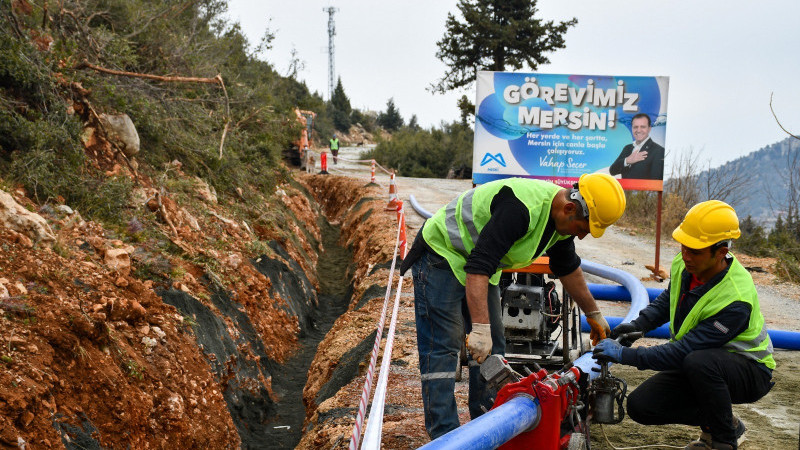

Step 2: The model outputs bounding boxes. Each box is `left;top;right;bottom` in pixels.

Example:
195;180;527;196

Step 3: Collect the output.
619;256;764;372
461;185;581;277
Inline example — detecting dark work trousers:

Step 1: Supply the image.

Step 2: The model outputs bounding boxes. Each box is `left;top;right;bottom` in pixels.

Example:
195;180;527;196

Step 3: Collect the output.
411;249;505;439
627;348;773;448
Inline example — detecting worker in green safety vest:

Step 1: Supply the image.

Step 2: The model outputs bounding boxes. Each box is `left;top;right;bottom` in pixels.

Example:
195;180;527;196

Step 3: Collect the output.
594;200;775;450
399;173;626;439
329;134;339;165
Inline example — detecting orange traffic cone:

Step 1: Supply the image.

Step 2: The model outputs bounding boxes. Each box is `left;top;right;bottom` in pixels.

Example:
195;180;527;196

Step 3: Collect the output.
385;172;399;211
397;201;408;259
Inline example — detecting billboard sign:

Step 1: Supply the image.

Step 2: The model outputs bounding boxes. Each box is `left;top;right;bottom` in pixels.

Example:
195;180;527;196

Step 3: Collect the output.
473;71;669;190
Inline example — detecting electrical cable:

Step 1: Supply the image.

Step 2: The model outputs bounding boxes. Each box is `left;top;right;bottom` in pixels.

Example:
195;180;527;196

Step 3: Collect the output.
598;424;684;449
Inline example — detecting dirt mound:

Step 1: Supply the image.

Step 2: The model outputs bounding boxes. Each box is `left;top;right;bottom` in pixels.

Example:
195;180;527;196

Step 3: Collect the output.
0;226;239;447
0;161;335;447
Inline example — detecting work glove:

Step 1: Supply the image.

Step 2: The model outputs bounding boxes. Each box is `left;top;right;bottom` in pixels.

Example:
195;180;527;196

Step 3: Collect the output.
586;311;611;346
466;323;492;364
610;322;642;347
592;338;623;364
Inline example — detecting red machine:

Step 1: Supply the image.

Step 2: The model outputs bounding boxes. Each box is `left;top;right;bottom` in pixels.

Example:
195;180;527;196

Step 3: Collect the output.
482;355;588;449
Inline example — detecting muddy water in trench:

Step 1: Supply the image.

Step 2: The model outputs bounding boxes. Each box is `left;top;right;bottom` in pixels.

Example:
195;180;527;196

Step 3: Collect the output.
264;219;352;449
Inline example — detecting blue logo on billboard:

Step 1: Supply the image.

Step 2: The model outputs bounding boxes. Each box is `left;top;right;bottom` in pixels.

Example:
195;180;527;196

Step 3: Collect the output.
480;153;506;167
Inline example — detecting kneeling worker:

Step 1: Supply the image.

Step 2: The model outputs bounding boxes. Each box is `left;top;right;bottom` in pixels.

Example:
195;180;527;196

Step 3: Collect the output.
400;173;626;439
593;200;774;450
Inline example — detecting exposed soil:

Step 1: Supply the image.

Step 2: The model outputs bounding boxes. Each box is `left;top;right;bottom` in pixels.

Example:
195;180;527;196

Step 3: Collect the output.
0;145;359;448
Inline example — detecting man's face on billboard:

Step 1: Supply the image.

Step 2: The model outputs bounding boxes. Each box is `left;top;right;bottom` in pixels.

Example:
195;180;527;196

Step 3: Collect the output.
631;117;651;144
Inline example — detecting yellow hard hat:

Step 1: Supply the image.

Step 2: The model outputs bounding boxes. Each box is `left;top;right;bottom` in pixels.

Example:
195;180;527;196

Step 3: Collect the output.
574;173;626;238
672;200;741;249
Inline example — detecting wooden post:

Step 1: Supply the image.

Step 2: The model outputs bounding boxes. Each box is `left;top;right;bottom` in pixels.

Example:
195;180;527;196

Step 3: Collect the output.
654;190;663;277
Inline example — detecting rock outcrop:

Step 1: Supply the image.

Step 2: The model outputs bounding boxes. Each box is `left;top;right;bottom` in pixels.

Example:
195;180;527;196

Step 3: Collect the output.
0;189;55;244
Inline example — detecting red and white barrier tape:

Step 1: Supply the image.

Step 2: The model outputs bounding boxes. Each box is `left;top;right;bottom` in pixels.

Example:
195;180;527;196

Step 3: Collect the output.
361;273;404;449
336;155;376;163
360;204;407;449
348;206;406;450
301;149;394;184
373;160;393;175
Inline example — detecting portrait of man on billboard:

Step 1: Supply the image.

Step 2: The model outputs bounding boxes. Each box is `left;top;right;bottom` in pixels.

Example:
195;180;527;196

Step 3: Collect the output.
608;113;665;180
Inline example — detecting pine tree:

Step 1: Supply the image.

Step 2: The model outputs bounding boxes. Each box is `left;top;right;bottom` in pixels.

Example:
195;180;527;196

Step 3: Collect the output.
377;98;404;131
738;215;768;256
432;0;577;93
330;77;352;132
407;114;420;131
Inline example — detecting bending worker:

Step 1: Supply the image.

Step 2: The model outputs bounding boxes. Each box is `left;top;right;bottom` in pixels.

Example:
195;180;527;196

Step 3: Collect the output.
400;173;626;439
593;200;774;450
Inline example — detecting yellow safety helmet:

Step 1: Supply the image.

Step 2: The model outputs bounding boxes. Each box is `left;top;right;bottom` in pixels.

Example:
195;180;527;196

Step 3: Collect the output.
571;173;626;238
672;200;741;249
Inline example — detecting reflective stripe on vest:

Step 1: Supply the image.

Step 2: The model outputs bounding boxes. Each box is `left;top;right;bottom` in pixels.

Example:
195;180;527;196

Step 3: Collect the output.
668;252;775;369
422;178;569;286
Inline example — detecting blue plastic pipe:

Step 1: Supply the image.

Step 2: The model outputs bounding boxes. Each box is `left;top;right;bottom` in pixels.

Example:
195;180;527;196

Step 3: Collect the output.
588;283;663;302
581;316;800;351
581;260;650;323
418;396;540;450
409;194;433;219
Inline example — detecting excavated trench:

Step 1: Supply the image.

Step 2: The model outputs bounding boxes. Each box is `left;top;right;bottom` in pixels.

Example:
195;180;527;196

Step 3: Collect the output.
149;176;393;449
157;217;353;449
262;219;353;449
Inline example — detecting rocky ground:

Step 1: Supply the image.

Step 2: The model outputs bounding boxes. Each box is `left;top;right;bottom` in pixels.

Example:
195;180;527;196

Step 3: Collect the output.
299;146;800;449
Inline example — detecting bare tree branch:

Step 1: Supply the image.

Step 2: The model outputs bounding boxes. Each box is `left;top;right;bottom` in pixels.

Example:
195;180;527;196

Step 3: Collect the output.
4;6;25;39
75;60;232;158
215;74;230;159
770;92;800;140
701;158;751;206
76;60;220;84
84;10;111;30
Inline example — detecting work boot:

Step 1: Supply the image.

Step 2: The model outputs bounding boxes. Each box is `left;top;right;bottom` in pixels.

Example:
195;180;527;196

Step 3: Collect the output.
733;416;747;446
690;430;712;448
686;417;746;450
684;440;733;450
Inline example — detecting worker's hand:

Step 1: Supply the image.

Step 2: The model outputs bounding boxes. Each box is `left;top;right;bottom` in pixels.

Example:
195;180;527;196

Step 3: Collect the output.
466;323;492;364
586;311;611;346
610;322;641;347
592;338;623;364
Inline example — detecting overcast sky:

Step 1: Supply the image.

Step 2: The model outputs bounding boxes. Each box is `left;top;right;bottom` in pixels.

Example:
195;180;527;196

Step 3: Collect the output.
225;0;800;169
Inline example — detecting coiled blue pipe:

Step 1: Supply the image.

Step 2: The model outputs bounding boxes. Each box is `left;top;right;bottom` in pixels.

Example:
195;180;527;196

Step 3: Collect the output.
588;283;663;302
581;260;650;323
417;396;540;450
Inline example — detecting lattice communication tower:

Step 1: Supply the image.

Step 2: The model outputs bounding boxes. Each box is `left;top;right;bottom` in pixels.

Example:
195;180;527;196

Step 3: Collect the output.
323;6;338;100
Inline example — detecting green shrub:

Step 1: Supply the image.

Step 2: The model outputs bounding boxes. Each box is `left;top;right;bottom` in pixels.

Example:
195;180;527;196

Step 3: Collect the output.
363;122;474;178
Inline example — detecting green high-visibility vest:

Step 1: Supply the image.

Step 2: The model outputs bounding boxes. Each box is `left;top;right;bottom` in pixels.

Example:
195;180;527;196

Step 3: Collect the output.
668;252;775;370
329;138;339;150
422;178;570;286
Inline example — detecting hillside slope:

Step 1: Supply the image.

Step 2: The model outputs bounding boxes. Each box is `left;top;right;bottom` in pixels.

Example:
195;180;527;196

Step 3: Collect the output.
695;137;799;224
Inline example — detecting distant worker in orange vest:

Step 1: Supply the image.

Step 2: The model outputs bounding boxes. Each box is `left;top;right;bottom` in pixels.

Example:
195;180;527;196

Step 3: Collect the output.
329;134;339;165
